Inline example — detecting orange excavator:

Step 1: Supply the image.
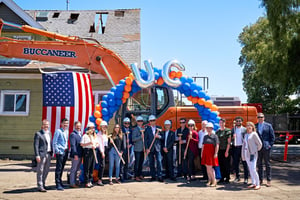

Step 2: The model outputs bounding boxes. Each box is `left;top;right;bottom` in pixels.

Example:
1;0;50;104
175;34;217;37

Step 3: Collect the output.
0;19;257;130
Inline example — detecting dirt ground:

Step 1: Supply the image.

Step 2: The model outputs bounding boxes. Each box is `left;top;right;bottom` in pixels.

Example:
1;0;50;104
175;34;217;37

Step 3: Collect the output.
0;159;299;200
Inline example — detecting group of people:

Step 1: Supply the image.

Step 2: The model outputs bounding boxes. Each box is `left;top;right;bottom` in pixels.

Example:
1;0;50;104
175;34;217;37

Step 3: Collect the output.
33;112;274;192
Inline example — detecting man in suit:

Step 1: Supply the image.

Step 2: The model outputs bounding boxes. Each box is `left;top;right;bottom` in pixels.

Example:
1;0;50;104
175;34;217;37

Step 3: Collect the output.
34;119;52;192
52;118;69;190
232;116;249;184
69;121;83;188
144;115;163;182
121;117;133;181
132;116;145;181
256;113;275;187
162;120;176;181
175;118;189;178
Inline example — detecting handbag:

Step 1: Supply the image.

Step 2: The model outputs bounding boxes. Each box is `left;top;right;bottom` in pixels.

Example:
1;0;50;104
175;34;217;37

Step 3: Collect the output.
214;166;222;179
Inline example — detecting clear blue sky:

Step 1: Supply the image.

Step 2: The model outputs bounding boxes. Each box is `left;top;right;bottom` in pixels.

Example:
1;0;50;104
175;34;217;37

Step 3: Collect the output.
14;0;265;102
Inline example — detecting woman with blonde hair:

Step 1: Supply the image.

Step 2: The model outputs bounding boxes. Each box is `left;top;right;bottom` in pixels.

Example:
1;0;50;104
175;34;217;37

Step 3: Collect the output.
108;124;125;185
242;122;262;190
80;122;99;188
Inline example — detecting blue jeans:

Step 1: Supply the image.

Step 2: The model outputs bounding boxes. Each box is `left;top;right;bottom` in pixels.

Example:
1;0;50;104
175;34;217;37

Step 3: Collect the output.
109;148;121;179
148;150;162;178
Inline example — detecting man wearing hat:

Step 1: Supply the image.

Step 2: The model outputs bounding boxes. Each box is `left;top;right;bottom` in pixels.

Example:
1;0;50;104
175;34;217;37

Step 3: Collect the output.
132;116;145;181
162;120;176;181
121;117;133;181
144;115;163;182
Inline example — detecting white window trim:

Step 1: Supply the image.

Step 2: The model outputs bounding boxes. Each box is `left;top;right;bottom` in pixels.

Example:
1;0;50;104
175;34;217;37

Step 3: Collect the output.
93;90;109;105
0;90;30;116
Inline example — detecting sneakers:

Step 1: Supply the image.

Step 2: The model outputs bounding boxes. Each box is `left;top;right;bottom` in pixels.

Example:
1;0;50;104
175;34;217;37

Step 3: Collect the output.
244;179;248;184
234;178;240;183
247;184;256;189
97;180;104;186
254;185;261;190
85;182;93;188
56;185;64;191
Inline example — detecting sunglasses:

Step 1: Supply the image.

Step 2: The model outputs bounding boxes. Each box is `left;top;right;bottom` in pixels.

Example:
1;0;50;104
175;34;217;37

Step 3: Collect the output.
137;120;143;122
235;120;242;122
188;125;194;127
180;121;186;124
149;120;156;122
257;116;264;118
124;122;130;125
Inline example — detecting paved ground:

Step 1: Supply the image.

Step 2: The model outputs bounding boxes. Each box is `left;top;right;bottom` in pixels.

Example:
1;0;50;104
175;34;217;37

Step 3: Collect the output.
0;158;299;200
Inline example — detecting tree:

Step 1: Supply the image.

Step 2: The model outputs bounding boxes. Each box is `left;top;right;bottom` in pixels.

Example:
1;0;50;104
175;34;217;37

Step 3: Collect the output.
238;17;300;114
259;0;300;93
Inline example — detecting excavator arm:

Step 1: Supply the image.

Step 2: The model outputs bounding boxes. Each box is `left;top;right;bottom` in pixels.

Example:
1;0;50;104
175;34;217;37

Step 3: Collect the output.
0;19;131;84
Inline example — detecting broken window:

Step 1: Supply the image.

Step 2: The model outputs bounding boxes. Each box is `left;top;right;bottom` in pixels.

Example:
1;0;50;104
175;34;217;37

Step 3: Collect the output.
93;13;108;34
114;10;125;17
52;12;60;18
36;11;49;21
67;13;79;24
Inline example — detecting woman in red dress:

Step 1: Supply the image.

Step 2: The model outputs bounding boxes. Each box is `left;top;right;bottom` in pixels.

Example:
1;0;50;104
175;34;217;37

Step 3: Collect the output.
201;122;219;187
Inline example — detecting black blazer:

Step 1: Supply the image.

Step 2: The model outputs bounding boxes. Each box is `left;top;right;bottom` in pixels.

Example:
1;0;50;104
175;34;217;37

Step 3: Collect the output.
161;130;175;151
34;129;52;158
70;130;83;158
144;125;162;152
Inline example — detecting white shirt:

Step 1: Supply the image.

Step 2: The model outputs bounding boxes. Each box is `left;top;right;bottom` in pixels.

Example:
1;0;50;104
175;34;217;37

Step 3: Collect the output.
165;130;169;147
151;126;156;136
44;130;51;152
97;131;108;152
81;134;97;149
234;127;243;146
198;129;207;149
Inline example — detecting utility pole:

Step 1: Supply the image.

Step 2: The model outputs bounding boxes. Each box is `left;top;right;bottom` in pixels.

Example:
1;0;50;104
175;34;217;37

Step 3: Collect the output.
66;0;69;11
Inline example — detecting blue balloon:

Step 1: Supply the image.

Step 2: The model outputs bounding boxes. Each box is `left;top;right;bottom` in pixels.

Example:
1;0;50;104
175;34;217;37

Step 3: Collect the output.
132;80;138;88
154;67;159;73
119;79;126;85
115;91;123;99
180;76;187;84
102;108;108;115
187;77;193;84
198;106;204;113
116;84;124;92
129;91;134;96
204;95;210;100
198;91;206;98
202;114;208;120
102;95;108;101
191;89;199;97
215;116;221;123
108;99;115;106
89;116;96;123
110;87;117;93
108;106;115;113
154;72;160;80
140;69;148;79
182;82;191;91
101;101;108;108
210;111;218;119
190;82;197;91
183;89;191;97
107;92;114;99
116;99;123;106
196;85;203;91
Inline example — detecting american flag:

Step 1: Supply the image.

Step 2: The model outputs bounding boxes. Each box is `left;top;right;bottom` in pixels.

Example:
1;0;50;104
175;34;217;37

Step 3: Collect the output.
42;72;94;136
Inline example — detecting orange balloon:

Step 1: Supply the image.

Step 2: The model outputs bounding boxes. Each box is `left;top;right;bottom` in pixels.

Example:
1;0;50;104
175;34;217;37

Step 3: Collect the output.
122;98;127;103
129;73;135;80
198;98;205;105
211;104;218;111
187;96;192;101
157;77;164;85
123;92;130;99
204;100;213;109
192;97;198;104
94;110;101;118
96;118;102;126
175;71;183;78
125;77;133;85
169;71;176;79
124;85;132;92
95;104;101;111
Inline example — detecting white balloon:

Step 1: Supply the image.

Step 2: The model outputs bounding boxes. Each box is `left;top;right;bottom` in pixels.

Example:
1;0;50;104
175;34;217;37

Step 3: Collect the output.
130;60;155;88
162;60;185;88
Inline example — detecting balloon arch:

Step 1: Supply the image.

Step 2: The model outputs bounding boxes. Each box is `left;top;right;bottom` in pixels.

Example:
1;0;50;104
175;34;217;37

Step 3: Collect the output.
89;60;221;131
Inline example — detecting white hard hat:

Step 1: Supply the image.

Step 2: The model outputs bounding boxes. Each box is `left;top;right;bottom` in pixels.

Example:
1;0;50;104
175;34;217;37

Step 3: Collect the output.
123;117;130;123
188;119;195;125
86;122;95;128
100;121;108;126
206;122;214;128
149;115;156;121
164;120;171;125
136;116;143;121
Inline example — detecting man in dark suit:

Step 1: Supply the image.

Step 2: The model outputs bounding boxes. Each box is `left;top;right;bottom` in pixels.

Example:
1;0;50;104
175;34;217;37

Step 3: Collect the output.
144;115;163;182
121;117;133;181
69;121;83;188
34;119;52;192
256;113;275;187
162;120;176;181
